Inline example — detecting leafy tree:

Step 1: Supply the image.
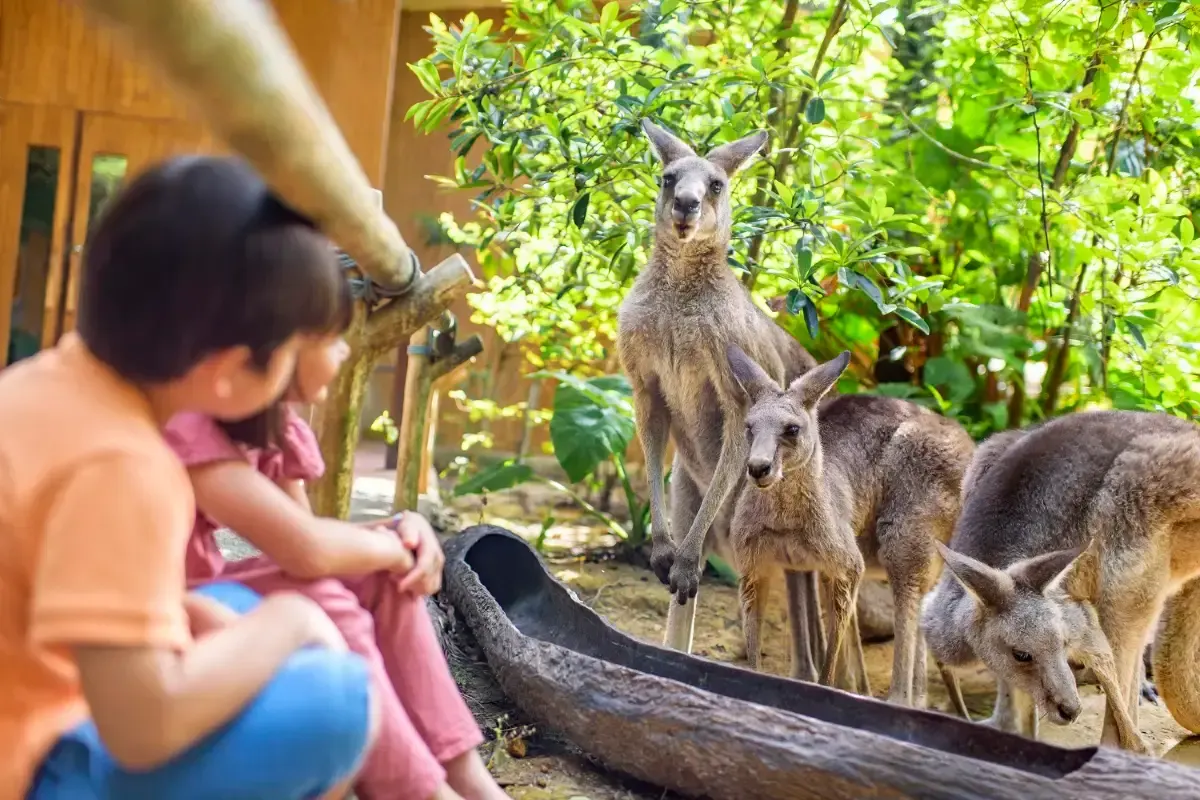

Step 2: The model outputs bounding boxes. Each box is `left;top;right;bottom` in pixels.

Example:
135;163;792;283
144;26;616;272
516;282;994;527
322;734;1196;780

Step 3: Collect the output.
409;0;1199;504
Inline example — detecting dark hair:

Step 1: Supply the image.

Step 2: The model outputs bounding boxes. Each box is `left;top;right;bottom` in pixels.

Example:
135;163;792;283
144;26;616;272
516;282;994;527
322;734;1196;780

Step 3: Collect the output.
217;273;353;451
78;155;346;383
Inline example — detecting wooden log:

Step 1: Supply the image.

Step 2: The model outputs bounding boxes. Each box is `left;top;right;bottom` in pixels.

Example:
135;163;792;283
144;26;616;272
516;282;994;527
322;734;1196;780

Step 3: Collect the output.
443;525;1200;800
392;319;484;513
78;0;412;291
309;255;477;518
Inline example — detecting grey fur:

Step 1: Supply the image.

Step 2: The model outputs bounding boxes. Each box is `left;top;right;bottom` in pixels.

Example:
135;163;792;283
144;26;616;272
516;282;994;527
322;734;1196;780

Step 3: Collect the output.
727;347;975;706
617;121;818;651
922;409;1200;754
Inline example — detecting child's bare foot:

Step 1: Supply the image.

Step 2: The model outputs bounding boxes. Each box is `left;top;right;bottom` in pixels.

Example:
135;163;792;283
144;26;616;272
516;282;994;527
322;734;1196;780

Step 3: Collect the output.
444;750;509;799
428;783;466;800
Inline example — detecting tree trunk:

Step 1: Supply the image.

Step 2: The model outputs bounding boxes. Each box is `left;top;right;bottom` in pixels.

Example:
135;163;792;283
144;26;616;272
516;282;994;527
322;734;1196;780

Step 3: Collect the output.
310;342;375;518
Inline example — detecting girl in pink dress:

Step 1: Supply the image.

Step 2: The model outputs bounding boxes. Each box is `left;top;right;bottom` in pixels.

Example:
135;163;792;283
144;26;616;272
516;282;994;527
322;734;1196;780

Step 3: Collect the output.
163;323;507;800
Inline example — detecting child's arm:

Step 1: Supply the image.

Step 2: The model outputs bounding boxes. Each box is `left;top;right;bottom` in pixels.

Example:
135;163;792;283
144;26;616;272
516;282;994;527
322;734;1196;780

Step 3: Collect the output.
33;455;348;771
189;458;414;578
76;591;345;769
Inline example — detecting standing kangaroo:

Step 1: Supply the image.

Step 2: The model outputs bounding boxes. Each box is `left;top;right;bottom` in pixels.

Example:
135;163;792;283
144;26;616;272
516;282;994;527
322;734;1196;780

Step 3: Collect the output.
617;120;821;654
727;346;974;706
922;410;1200;754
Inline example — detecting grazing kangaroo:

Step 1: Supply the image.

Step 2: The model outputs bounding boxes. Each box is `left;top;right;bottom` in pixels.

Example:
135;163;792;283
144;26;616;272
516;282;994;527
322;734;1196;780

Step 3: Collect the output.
617;120;822;655
727;346;974;706
922;410;1200;754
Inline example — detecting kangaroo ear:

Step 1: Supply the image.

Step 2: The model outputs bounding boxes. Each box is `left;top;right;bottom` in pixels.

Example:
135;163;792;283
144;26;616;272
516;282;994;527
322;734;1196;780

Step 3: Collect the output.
707;130;769;175
934;541;1015;610
1007;542;1089;595
787;351;850;409
726;344;778;405
642;119;696;165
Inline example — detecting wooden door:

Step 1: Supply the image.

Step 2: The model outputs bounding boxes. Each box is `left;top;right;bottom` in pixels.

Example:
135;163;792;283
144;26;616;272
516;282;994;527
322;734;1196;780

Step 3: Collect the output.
59;113;218;336
0;103;77;364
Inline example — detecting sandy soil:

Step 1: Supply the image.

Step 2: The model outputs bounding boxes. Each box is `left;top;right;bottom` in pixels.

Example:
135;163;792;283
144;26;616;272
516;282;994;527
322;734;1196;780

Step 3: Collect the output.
437;487;1200;798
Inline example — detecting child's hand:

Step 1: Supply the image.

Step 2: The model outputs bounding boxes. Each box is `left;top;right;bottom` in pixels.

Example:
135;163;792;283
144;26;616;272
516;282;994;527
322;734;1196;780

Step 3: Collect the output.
393;511;444;596
184;592;239;638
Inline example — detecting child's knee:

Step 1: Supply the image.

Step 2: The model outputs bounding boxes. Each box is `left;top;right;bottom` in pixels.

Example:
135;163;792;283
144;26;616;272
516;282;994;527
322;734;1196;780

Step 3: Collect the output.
270;648;375;784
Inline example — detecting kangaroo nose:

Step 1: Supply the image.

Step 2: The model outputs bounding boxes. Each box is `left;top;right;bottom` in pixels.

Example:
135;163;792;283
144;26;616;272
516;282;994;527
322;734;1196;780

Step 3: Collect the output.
1056;700;1081;723
747;461;771;480
673;196;700;216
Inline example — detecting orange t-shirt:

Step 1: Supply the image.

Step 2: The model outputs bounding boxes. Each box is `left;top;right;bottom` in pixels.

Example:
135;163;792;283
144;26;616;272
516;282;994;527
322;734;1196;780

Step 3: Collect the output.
0;334;194;797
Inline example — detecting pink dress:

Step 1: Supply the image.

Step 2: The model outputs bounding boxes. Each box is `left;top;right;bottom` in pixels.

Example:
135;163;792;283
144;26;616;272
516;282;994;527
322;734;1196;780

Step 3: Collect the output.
163;409;482;800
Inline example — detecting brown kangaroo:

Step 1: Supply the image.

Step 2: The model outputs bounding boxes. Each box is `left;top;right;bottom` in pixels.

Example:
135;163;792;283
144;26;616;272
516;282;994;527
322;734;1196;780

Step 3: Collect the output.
617;119;822;655
726;345;974;708
923;410;1200;754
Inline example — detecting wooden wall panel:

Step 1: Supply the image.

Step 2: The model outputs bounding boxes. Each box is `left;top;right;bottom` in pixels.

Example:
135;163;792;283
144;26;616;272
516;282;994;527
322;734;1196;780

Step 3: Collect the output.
0;0;401;183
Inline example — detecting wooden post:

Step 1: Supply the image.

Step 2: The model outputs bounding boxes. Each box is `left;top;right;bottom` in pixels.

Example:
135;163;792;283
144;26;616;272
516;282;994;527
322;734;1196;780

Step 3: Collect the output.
419;389;440;503
393;327;433;513
392;316;484;513
385;344;408;470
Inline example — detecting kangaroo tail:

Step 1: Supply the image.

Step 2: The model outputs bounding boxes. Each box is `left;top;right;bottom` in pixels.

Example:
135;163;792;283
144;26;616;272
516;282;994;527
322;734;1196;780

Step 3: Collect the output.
1154;576;1200;733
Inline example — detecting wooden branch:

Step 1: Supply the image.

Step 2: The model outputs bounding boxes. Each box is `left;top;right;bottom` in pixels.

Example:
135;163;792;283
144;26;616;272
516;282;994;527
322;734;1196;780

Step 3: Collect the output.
430;335;485;382
79;0;414;291
365;254;477;356
392;328;483;513
1006;51;1101;427
743;0;848;291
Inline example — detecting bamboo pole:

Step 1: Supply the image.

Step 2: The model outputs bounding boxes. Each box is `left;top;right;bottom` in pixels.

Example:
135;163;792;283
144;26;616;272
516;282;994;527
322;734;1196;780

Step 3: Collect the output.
79;0;413;291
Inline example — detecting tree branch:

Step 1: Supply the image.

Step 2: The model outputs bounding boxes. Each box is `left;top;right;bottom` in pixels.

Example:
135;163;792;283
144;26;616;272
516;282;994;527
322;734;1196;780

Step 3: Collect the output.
743;0;849;291
364;254;477;356
431;335;485;382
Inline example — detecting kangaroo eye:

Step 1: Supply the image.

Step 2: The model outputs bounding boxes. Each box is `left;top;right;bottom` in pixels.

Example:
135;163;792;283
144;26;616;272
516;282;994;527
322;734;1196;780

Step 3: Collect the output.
783;424;800;437
1012;648;1033;663
663;174;678;189
709;180;724;195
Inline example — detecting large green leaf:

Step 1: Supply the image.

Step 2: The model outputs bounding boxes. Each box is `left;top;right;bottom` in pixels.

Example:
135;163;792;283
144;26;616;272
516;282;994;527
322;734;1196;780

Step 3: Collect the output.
546;374;635;483
453;460;534;497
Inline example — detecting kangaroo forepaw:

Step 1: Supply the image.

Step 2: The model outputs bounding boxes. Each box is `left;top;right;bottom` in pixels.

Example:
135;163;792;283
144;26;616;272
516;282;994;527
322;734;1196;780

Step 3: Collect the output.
667;550;702;604
649;538;677;586
1140;679;1160;705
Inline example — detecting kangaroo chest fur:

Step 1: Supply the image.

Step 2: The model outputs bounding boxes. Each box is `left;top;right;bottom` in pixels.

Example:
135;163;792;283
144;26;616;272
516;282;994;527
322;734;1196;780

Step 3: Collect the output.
619;267;770;488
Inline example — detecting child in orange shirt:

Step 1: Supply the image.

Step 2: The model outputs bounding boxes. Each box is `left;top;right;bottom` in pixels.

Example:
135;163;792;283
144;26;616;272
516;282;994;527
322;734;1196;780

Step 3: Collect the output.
0;156;392;800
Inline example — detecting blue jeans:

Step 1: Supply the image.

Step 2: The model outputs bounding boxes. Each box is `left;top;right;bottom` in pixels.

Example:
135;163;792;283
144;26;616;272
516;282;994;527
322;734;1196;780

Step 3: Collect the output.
28;582;372;800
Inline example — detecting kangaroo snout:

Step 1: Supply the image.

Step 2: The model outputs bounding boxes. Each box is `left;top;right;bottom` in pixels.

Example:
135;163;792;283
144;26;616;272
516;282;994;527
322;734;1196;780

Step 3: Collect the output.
672;195;701;222
1052;697;1082;725
747;459;777;487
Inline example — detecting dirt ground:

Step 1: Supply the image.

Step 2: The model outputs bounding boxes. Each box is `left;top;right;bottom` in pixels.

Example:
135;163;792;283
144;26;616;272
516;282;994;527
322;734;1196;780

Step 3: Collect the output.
442;486;1200;799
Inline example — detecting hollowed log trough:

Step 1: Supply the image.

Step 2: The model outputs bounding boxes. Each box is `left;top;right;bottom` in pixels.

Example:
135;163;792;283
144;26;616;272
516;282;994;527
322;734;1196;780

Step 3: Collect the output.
442;525;1200;800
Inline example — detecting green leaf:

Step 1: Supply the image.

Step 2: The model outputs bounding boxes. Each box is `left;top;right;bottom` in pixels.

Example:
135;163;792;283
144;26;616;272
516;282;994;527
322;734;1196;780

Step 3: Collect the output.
1124;319;1147;349
408;60;442;95
453;460;534;497
549;375;636;483
705;554;739;586
571;193;590;227
794;245;814;278
786;290;820;338
893;306;930;334
805;97;826;124
600;1;620;29
1098;2;1119;32
1181;218;1195;247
